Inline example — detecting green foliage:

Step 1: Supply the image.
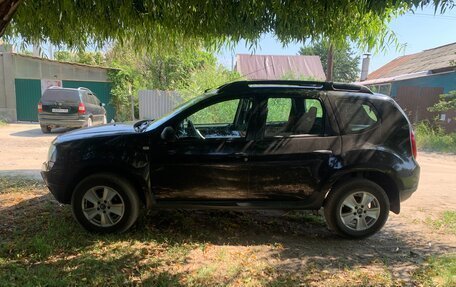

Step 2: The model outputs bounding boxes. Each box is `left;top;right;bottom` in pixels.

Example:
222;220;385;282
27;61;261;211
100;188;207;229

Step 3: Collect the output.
299;40;360;82
104;42;239;121
190;99;239;125
414;121;456;153
280;71;317;81
177;64;241;100
428;90;456;114
413;254;456;287
54;50;105;66
425;211;456;235
4;1;455;52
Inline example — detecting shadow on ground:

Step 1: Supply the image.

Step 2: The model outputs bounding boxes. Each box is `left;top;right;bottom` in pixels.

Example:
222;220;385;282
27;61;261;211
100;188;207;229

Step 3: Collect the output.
0;193;452;286
10;127;71;137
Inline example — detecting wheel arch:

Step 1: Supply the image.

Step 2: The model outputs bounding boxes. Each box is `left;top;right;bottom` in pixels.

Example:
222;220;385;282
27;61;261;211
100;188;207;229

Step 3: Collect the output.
66;165;152;208
323;170;400;214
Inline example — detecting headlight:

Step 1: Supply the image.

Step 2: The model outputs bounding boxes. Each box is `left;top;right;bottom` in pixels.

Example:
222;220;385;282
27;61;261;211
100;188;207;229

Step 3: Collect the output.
47;144;57;163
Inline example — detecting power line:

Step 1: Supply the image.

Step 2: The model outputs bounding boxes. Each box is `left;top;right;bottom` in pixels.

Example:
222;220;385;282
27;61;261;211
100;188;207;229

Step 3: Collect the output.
405;12;456;20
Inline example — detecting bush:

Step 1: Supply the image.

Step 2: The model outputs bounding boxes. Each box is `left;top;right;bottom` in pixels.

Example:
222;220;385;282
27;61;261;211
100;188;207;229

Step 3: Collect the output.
414;121;456;153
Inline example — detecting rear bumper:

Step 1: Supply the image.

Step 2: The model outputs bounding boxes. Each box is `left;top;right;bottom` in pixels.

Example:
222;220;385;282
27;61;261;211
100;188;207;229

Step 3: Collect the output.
39;116;87;128
398;161;420;203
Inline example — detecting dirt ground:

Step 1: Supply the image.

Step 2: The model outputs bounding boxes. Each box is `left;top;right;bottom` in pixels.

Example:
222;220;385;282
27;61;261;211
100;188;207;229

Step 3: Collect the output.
0;123;455;284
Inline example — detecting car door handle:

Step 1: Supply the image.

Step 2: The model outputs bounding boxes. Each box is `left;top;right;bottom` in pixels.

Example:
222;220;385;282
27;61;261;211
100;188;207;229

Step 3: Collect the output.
313;149;333;154
234;152;247;157
234;152;248;161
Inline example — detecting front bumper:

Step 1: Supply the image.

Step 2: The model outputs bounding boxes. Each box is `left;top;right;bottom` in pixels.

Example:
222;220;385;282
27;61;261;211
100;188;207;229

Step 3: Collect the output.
41;161;72;204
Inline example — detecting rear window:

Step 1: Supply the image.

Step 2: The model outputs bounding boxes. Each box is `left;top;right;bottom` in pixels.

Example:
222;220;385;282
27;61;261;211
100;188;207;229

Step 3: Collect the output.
335;99;379;133
42;89;80;103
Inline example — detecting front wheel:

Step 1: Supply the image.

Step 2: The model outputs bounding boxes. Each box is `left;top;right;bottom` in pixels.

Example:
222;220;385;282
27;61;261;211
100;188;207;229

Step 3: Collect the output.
71;174;140;233
324;179;390;238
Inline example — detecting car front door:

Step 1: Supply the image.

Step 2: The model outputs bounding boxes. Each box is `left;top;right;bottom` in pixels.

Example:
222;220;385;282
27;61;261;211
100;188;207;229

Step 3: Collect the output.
151;96;256;201
248;94;342;205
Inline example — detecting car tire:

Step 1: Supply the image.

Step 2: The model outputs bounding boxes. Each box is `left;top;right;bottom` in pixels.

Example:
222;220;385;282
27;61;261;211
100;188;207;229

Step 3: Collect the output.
324;179;390;239
71;173;140;233
86;117;93;127
40;124;51;133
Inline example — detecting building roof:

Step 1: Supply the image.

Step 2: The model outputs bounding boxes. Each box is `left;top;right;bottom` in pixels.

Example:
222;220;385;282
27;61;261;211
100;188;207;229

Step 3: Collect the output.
1;52;114;70
366;42;456;81
235;54;326;81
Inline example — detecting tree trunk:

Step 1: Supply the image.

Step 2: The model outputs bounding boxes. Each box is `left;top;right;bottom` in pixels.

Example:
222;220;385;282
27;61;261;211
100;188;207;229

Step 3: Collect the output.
0;0;21;37
326;43;334;81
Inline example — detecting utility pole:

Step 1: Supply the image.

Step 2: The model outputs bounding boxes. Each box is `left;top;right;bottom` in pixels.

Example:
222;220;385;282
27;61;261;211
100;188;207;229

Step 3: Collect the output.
326;43;334;81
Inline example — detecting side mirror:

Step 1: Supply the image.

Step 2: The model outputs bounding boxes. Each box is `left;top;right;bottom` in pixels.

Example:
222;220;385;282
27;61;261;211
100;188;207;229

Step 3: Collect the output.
100;103;106;107
161;126;177;142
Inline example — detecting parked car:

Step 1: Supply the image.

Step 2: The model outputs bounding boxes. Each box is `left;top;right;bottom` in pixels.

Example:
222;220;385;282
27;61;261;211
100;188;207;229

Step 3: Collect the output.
41;81;420;238
38;87;107;133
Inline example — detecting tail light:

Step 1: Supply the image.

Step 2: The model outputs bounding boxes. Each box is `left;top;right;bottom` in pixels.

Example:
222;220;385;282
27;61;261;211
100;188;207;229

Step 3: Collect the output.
78;102;86;114
410;129;417;159
37;102;43;113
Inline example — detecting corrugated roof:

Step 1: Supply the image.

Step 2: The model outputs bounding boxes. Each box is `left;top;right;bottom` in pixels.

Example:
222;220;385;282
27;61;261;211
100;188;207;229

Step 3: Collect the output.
235;54;326;81
367;42;456;80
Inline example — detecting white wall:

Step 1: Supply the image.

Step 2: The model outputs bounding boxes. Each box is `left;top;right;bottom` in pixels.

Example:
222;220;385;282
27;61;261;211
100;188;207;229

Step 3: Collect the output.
0;53;17;121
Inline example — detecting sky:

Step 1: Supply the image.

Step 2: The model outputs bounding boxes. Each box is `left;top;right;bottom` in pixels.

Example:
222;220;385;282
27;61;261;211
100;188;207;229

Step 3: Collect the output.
216;5;456;75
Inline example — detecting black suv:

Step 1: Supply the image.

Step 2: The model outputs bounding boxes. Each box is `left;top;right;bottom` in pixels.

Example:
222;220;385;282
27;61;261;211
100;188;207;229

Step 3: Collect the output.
38;87;107;133
41;81;419;238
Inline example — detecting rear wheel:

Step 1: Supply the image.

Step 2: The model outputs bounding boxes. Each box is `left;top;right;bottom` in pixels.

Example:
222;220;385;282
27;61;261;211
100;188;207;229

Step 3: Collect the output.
40;124;51;133
86;117;93;127
324;179;390;238
71;174;140;233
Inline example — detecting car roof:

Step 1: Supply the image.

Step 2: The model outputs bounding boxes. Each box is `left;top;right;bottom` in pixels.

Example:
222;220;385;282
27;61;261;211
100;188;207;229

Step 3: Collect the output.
216;80;373;95
45;87;90;93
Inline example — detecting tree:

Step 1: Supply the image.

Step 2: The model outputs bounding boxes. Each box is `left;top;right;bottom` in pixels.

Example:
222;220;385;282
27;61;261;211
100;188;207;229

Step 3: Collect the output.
428;91;456;117
299;41;360;82
103;42;237;121
54;51;105;66
1;1;454;52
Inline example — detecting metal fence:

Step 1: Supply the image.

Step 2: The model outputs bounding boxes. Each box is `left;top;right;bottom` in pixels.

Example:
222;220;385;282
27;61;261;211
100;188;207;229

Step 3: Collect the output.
138;90;182;120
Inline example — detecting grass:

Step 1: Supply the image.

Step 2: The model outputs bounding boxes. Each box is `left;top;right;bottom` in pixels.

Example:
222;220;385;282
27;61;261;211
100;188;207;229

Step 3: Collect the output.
0;119;6;127
415;121;456;153
425;211;456;235
0;176;451;286
413;255;456;287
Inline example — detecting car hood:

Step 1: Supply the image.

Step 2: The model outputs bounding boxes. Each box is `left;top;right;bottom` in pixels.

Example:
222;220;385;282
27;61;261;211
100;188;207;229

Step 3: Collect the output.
55;123;136;143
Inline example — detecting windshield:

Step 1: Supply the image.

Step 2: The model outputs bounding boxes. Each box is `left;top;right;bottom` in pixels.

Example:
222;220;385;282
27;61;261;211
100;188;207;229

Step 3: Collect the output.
144;92;213;132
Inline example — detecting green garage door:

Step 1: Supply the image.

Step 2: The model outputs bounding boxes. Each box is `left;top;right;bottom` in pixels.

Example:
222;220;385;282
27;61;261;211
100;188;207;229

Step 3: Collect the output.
15;79;41;122
62;81;116;121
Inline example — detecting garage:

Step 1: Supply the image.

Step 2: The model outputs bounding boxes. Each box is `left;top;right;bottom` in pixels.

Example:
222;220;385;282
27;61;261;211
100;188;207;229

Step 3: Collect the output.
0;52;115;122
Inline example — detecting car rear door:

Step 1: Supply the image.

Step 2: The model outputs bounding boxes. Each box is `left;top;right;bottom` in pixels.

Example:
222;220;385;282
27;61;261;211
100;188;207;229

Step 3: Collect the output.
41;89;80;120
248;93;342;205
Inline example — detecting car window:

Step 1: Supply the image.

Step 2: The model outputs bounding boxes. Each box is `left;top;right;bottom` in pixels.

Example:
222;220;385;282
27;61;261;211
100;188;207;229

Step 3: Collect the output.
82;93;89;104
335;100;379;133
264;97;324;137
89;94;98;105
177;99;251;139
92;95;101;105
42;89;79;103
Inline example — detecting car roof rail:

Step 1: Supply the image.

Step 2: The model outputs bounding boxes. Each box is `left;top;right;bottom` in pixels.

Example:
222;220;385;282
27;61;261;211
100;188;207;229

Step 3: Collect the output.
217;80;373;94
